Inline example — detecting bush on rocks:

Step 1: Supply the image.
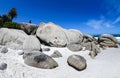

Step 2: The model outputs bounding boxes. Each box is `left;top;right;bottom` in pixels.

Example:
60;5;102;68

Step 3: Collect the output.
4;22;21;29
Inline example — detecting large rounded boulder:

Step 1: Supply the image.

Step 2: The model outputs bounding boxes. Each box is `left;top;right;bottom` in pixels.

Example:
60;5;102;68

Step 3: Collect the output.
65;29;83;44
67;55;87;71
23;51;58;69
36;22;83;47
98;34;118;47
0;28;28;49
36;22;67;47
23;35;41;52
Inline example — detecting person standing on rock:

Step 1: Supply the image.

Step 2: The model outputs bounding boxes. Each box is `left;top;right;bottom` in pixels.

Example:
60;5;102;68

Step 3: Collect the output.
54;37;59;47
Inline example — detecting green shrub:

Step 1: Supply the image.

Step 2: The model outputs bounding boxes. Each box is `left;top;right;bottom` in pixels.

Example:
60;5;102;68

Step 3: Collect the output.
3;22;21;29
0;18;3;27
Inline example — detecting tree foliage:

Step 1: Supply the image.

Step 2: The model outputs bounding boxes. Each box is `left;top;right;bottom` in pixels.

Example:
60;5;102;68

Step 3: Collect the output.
0;18;3;27
1;14;11;23
8;8;17;22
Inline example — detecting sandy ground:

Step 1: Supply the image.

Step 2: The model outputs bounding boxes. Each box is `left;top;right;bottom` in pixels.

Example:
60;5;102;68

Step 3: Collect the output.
0;45;120;78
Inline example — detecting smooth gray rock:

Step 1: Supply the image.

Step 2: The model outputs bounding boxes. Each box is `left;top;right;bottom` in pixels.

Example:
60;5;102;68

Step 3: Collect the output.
67;44;82;52
67;55;87;71
0;28;28;50
0;46;8;53
0;62;7;70
64;29;83;44
51;50;62;58
23;35;41;52
23;51;58;69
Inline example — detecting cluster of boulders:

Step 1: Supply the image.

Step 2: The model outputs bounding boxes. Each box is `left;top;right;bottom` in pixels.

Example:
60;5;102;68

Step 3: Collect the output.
36;22;83;47
98;34;118;48
0;22;119;71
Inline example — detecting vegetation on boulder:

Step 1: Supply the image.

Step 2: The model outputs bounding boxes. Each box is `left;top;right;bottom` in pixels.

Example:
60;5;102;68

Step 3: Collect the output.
4;22;21;29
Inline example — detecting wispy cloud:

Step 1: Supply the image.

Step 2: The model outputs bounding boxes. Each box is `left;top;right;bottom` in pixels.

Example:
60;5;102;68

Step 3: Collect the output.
86;18;114;29
86;20;103;29
113;16;120;24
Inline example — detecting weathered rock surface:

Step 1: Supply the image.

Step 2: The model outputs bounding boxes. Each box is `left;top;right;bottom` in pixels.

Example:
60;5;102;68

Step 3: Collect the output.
51;50;62;58
23;51;58;69
36;22;83;47
0;28;28;49
81;42;100;58
67;44;82;52
20;23;38;35
82;34;97;44
23;35;41;52
98;34;118;47
36;22;67;47
67;55;87;71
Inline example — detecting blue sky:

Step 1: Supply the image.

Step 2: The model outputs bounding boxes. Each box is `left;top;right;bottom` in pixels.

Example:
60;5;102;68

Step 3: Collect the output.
0;0;120;34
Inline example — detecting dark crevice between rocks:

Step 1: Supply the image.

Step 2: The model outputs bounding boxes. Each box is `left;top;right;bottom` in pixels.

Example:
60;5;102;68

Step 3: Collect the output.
36;36;52;46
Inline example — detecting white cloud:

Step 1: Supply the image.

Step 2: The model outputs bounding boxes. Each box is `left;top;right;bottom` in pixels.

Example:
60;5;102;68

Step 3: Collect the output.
86;20;103;29
86;19;114;29
113;16;120;24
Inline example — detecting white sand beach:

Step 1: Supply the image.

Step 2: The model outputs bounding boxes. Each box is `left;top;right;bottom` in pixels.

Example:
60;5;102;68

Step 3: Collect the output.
0;44;120;78
1;0;120;77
